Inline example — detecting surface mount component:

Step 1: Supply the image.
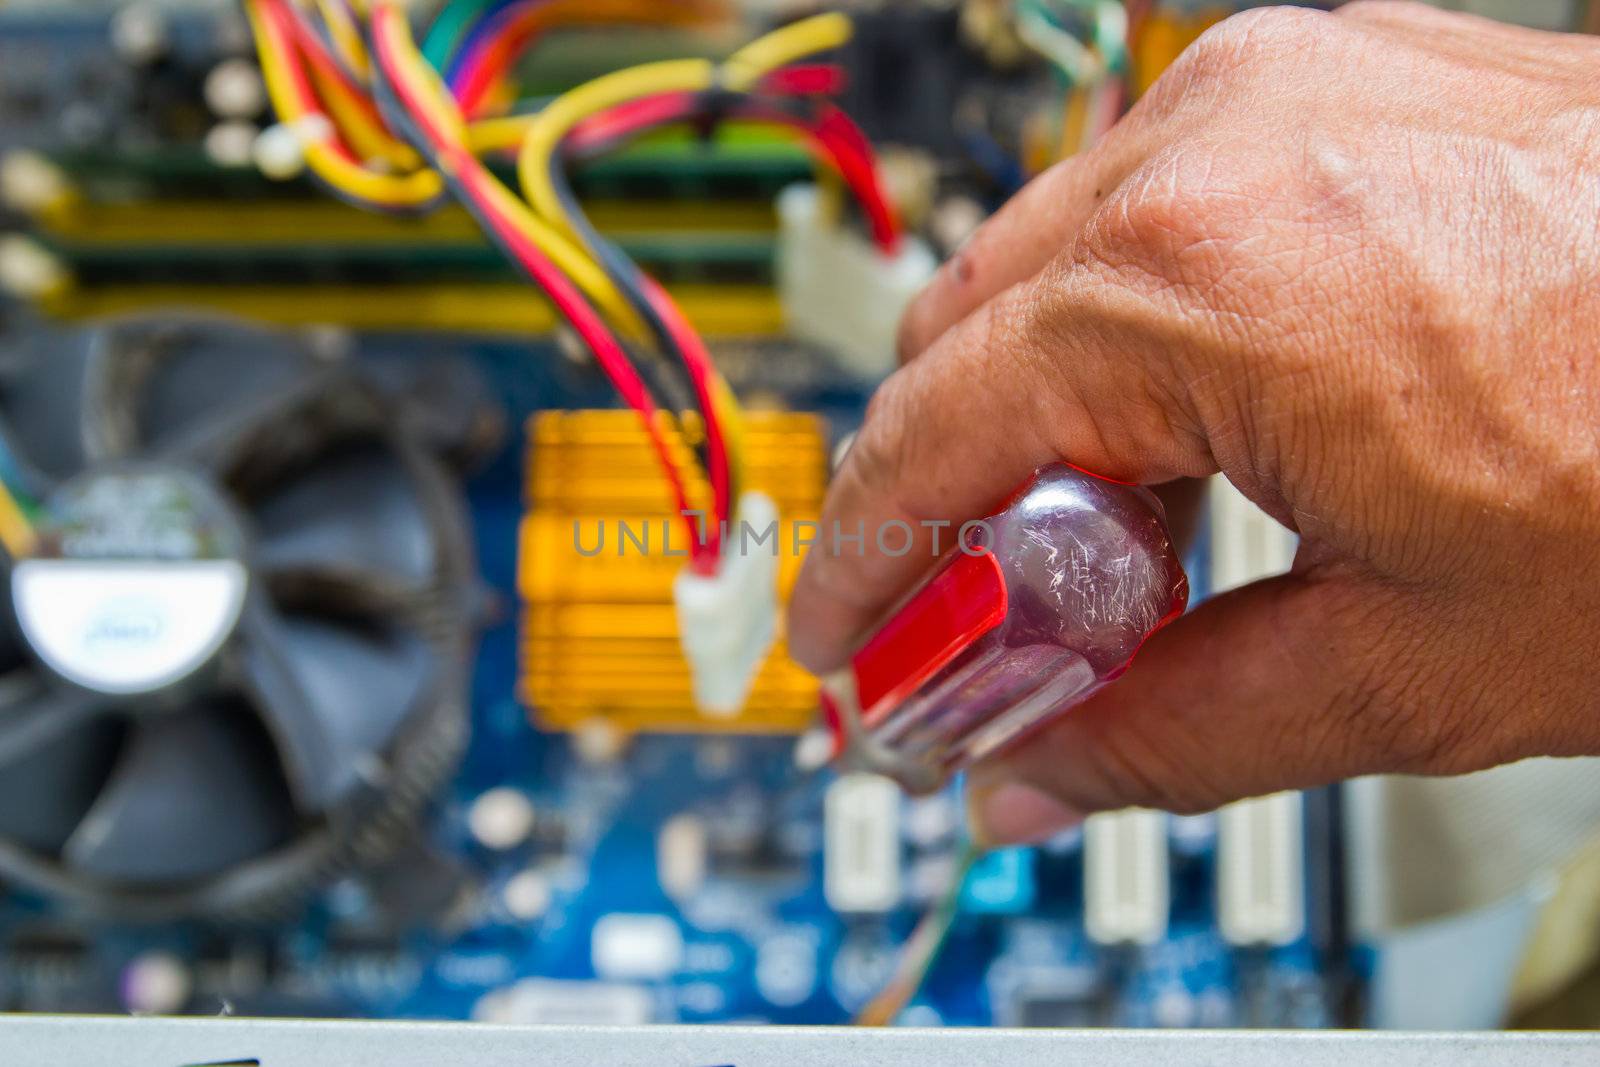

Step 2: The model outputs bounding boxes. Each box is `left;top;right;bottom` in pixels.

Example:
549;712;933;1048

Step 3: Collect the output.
0;316;477;917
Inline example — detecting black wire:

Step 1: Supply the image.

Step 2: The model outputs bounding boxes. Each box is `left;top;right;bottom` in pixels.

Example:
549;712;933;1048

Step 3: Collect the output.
271;10;449;218
543;96;790;482
547;149;709;424
282;0;363;89
364;39;684;422
545;87;853;477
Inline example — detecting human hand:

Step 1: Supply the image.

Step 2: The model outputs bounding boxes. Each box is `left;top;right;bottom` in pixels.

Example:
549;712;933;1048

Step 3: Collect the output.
786;2;1600;842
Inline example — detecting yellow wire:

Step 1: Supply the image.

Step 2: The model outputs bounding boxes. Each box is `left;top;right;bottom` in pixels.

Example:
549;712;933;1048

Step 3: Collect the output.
511;15;856;509
465;115;536;155
467;113;810;156
304;56;421;171
720;11;853;91
368;2;648;337
311;0;370;79
0;482;36;560
517;14;854;252
247;3;852;530
516;58;715;243
246;0;443;209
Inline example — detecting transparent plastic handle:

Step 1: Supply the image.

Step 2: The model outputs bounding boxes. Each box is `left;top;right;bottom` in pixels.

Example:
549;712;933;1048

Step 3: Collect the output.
822;463;1188;794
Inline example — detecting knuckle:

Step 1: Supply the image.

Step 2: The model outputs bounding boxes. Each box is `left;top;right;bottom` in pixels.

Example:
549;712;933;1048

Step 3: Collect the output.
1337;0;1436;27
1174;6;1323;84
1076;148;1252;291
1086;169;1207;276
895;291;934;364
1071;176;1254;432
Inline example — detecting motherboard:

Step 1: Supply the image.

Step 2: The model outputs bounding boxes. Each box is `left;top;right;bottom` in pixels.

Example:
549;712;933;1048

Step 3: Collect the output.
0;329;1352;1027
0;0;1369;1032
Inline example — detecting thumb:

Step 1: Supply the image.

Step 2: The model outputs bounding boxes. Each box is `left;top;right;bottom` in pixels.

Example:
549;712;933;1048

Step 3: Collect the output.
787;256;1220;675
965;570;1423;844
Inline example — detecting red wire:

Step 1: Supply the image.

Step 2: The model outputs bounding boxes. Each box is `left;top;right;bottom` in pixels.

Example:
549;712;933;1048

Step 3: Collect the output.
562;88;901;255
273;0;397;144
563;91;700;153
554;92;732;537
370;5;717;567
273;3;893;563
810;106;900;254
259;0;361;165
760;63;848;97
635;272;730;552
457;16;545;118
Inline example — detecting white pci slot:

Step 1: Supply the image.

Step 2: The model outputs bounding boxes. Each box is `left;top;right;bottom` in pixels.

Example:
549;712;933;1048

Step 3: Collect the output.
1209;477;1306;948
1208;476;1297;593
1084;809;1169;946
1218;791;1306;947
823;773;902;914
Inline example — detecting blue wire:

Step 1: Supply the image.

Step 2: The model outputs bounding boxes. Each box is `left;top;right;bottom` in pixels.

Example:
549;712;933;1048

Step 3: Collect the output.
443;0;530;92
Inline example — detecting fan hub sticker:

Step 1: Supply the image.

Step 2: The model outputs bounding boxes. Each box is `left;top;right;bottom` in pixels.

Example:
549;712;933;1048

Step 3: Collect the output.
12;467;248;696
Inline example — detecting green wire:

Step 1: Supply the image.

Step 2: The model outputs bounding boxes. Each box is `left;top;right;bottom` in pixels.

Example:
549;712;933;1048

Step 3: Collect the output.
422;0;498;72
0;439;39;518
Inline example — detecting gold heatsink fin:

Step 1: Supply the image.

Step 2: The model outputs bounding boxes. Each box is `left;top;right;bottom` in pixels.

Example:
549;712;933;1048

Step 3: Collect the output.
518;408;827;733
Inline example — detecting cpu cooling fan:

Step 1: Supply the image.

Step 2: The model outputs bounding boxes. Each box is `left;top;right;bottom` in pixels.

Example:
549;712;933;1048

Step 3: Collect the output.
0;316;478;917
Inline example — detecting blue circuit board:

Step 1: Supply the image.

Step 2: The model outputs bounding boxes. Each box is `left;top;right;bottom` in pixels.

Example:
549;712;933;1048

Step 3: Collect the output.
0;336;1346;1027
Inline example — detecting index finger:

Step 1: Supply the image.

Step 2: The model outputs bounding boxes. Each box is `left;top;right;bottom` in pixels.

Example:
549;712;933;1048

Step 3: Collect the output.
896;130;1149;365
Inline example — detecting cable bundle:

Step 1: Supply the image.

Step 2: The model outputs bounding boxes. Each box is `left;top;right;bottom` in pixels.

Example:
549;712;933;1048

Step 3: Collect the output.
244;0;901;573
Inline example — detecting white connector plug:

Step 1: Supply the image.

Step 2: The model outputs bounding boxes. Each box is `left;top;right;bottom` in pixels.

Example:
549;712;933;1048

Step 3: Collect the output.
672;491;780;717
775;183;938;380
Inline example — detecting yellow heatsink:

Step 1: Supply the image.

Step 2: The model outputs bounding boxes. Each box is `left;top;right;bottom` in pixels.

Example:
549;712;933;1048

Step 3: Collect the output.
519;409;827;733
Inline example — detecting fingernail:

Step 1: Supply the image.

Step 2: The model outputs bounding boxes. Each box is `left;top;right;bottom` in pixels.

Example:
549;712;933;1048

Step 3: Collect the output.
967;781;1083;848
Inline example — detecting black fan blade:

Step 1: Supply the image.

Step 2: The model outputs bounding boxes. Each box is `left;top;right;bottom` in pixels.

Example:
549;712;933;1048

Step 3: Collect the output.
0;675;101;765
0;609;30;675
237;602;348;814
129;319;318;456
61;705;292;885
0;329;99;480
241;603;433;813
0;678;118;853
251;445;437;585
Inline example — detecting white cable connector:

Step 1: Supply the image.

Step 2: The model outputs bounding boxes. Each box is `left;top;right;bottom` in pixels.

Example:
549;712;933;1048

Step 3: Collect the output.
673;491;780;717
775;183;938;380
